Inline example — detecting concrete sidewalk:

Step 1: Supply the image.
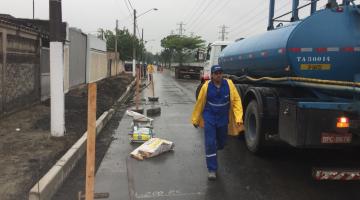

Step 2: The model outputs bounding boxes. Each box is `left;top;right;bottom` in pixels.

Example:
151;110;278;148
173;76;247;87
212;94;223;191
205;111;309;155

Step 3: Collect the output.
94;71;208;200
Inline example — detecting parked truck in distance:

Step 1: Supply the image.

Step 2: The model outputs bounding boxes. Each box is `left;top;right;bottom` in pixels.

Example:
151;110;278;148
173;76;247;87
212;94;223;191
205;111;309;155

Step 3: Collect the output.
174;63;203;80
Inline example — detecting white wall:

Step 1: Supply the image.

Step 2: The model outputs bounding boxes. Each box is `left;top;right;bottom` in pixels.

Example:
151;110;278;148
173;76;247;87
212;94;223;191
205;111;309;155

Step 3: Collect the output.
86;34;107;83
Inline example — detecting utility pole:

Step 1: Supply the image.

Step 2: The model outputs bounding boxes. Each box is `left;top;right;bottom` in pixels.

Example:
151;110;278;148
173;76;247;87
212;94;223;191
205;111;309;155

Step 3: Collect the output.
132;9;137;77
218;25;229;41
49;0;65;137
115;20;118;76
33;0;35;19
177;22;185;36
141;28;144;70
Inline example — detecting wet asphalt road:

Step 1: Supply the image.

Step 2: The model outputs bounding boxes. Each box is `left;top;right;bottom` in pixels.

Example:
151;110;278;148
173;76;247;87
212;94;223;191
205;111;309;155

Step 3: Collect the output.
93;69;360;200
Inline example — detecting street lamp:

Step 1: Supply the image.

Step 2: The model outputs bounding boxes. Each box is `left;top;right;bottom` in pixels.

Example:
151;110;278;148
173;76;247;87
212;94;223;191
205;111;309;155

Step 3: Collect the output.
132;8;158;77
138;8;158;18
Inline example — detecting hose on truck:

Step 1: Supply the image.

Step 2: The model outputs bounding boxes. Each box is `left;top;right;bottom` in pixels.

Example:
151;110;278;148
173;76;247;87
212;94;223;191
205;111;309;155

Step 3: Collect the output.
224;74;360;93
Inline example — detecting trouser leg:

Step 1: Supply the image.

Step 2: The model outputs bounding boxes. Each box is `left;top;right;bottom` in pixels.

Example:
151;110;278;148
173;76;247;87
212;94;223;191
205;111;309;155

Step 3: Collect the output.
204;122;217;172
216;125;228;150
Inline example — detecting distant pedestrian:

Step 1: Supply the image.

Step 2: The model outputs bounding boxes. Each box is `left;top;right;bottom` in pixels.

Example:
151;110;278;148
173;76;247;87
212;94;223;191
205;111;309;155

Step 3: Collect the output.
191;65;243;180
143;64;147;78
147;64;154;82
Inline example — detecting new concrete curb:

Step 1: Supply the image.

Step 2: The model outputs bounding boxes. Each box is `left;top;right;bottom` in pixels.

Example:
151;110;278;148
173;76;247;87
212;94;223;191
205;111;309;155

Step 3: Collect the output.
29;79;136;200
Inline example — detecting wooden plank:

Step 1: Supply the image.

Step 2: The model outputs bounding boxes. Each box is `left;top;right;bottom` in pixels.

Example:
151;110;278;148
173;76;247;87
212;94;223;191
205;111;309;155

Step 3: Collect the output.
85;82;97;200
151;76;155;97
135;67;140;109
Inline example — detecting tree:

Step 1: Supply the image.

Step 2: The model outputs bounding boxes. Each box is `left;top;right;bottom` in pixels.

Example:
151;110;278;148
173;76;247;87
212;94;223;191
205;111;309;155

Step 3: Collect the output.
160;35;205;66
160;48;173;67
97;28;145;61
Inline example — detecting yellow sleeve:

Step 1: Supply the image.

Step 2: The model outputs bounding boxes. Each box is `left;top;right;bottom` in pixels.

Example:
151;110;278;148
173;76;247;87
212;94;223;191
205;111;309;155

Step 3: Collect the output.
228;79;243;123
191;82;207;125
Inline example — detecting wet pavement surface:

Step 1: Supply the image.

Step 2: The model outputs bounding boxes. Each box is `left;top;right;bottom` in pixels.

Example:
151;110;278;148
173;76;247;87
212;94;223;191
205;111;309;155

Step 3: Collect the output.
91;70;360;200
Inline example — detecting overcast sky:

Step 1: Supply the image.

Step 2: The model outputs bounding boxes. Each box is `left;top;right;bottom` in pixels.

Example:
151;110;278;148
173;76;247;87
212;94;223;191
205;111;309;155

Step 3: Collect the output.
0;0;352;53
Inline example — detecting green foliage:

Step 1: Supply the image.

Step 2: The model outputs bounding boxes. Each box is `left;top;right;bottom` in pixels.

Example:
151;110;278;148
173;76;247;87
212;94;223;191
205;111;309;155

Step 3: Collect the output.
97;28;145;61
160;35;205;66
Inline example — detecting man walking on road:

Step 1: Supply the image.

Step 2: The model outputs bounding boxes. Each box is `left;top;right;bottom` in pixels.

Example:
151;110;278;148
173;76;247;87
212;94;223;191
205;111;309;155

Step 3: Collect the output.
191;65;243;180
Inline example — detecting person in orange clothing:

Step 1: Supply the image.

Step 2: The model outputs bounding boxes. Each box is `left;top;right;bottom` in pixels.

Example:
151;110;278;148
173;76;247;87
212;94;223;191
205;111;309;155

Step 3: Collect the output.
191;65;243;180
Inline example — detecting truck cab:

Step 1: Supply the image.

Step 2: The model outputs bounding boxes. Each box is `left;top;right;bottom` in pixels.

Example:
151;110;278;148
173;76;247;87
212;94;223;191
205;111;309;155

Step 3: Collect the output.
200;41;232;83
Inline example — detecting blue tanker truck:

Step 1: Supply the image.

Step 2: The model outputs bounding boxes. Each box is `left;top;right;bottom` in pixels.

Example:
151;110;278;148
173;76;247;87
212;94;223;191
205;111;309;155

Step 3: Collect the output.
218;0;360;155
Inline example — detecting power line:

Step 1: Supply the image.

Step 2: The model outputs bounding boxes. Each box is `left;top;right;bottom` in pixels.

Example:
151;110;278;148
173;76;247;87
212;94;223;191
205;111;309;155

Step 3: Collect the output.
190;0;232;34
113;0;130;19
228;3;268;36
227;0;265;30
136;25;141;38
185;0;208;25
124;0;133;17
183;0;206;24
229;0;290;38
127;0;134;10
187;0;218;31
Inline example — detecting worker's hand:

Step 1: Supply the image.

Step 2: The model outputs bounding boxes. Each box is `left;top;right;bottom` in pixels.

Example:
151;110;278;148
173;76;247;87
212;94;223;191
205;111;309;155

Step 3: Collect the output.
193;124;199;129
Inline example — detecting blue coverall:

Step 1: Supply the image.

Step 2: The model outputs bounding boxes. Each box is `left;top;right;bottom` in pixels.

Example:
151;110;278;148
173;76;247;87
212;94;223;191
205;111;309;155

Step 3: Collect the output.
202;79;230;172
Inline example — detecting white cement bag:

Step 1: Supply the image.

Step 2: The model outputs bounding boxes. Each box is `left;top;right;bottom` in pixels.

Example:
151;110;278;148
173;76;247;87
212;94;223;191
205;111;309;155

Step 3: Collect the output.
126;110;153;122
130;138;174;160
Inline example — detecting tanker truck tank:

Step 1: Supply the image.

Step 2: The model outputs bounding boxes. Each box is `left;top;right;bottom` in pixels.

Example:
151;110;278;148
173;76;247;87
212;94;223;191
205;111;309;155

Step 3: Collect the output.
219;6;360;82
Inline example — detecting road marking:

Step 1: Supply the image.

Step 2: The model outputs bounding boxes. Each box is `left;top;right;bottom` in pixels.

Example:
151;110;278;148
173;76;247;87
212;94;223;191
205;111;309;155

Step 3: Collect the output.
135;190;204;199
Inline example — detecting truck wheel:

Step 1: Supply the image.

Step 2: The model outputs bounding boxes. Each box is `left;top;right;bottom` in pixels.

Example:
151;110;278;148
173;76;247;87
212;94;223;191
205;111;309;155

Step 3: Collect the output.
195;83;203;100
244;100;265;153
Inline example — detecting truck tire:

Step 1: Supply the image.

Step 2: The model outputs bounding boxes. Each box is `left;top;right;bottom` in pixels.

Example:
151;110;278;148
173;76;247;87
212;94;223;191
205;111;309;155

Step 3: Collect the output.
244;100;265;153
195;83;203;100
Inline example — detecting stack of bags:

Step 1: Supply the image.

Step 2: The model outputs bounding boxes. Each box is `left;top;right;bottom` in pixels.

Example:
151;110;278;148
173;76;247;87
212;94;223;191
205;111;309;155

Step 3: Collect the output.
126;110;154;143
126;110;174;160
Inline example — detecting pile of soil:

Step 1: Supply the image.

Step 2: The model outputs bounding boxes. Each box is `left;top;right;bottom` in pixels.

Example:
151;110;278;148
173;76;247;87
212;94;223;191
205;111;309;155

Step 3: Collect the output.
0;73;133;200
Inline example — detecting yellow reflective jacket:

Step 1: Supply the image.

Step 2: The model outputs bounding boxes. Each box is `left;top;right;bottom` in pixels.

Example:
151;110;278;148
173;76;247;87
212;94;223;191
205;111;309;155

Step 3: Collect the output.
147;64;154;74
191;79;244;136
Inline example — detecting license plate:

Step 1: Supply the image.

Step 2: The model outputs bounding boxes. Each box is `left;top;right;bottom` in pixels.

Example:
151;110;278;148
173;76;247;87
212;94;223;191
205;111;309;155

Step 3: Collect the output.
321;133;352;144
313;168;360;181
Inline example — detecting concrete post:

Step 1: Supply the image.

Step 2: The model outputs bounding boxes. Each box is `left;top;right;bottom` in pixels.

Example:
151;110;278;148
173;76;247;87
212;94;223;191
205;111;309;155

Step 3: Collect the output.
49;0;65;137
50;42;65;137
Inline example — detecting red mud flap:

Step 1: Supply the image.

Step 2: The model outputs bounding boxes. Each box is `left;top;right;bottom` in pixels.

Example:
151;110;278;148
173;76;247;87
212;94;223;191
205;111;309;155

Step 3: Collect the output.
312;168;360;181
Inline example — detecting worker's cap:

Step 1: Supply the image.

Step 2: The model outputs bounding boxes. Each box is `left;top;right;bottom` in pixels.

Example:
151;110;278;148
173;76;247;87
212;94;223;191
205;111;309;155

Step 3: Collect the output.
211;65;223;73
